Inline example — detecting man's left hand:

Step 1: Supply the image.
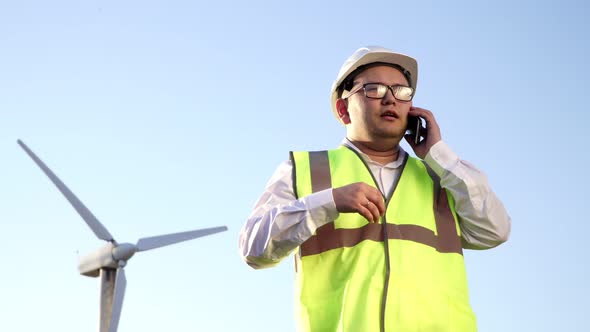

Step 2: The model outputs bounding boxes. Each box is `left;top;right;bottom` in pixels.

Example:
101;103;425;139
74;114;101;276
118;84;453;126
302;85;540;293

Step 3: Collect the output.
404;107;442;159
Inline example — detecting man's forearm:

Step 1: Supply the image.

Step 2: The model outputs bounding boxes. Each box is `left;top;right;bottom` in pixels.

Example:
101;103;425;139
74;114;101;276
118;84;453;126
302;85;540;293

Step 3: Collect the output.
425;141;512;249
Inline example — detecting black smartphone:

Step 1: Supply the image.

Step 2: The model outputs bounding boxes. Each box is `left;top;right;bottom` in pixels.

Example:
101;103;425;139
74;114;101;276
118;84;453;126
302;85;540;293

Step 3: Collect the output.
406;116;422;145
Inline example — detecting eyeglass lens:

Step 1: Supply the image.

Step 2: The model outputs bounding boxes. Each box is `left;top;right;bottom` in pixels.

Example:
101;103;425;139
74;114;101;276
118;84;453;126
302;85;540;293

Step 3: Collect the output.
364;83;413;101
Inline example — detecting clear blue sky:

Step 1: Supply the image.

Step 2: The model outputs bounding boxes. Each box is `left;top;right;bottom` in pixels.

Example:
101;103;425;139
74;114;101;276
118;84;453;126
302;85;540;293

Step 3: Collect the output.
1;0;588;331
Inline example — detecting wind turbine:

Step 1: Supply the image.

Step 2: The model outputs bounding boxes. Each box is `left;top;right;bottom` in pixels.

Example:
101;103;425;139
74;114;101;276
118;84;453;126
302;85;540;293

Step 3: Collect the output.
17;139;228;332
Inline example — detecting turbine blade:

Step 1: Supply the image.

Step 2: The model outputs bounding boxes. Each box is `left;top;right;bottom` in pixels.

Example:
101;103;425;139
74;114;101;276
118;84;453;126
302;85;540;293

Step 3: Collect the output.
136;226;228;252
109;267;126;332
17;139;115;242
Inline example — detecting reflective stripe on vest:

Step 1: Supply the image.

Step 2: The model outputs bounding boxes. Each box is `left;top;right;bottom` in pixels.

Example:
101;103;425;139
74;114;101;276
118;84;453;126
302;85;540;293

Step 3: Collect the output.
299;152;462;257
291;147;477;332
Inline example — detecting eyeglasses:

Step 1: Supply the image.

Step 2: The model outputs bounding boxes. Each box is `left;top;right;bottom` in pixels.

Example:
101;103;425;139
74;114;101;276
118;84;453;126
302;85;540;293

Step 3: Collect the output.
342;82;414;102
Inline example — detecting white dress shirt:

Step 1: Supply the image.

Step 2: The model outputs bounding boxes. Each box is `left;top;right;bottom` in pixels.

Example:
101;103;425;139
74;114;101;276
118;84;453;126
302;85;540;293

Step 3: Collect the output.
239;139;511;269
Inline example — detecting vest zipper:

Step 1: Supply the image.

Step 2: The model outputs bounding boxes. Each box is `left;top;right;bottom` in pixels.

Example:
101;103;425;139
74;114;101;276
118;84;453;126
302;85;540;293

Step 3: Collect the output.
381;206;391;332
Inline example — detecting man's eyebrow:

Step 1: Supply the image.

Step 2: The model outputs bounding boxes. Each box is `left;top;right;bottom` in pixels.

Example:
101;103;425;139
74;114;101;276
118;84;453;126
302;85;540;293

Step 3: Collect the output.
355;81;411;87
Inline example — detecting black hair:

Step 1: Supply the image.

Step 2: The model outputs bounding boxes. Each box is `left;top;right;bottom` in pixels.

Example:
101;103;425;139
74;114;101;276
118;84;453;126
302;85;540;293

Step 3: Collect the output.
337;62;412;98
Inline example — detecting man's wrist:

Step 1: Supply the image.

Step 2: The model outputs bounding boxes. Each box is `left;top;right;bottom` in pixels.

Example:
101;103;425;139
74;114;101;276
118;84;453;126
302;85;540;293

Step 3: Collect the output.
303;189;339;227
424;140;458;178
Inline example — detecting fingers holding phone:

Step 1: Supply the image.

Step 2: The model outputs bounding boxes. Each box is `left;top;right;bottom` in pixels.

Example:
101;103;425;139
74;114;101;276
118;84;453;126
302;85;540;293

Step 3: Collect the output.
404;107;442;159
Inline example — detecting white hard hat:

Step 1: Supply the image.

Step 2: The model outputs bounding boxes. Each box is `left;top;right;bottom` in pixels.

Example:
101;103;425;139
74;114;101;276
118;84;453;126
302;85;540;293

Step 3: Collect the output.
330;46;418;123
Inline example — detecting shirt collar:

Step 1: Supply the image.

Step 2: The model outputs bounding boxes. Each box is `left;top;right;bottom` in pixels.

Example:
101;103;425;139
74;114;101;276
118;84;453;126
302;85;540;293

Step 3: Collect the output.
341;138;407;169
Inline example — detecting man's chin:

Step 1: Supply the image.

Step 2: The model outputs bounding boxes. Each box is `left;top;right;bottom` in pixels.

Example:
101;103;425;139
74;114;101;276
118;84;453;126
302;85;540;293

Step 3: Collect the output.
377;125;405;138
375;130;405;143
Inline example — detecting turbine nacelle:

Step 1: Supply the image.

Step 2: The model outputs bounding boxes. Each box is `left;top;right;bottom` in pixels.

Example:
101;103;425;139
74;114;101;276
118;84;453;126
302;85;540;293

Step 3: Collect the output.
78;242;117;277
78;243;137;277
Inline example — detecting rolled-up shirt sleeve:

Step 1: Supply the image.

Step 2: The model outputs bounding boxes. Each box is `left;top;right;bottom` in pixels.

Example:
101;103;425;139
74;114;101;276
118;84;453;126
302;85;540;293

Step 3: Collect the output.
239;160;339;269
424;141;511;249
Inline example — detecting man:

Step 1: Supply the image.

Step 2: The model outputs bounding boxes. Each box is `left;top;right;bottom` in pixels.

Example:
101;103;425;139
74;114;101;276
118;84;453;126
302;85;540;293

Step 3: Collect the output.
239;46;511;332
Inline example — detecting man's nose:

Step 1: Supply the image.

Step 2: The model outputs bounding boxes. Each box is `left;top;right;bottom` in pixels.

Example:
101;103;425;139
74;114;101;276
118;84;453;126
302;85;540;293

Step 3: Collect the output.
381;87;396;105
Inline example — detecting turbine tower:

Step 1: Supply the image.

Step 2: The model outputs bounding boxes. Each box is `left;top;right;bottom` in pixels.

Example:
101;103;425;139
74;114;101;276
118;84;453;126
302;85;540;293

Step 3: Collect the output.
17;140;227;332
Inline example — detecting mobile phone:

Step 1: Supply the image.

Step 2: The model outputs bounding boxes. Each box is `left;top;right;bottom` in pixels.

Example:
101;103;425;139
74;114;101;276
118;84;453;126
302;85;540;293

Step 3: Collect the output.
406;116;422;145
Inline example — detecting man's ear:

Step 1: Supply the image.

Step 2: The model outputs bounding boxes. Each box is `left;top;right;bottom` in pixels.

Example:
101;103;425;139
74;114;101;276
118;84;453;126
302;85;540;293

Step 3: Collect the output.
336;99;351;124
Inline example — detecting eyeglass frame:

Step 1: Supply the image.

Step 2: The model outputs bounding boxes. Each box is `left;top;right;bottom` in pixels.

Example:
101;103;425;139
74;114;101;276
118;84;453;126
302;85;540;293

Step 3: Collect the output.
341;82;415;102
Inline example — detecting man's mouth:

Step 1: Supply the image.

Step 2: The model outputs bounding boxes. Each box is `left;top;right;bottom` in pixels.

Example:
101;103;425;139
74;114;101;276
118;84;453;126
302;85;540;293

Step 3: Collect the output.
380;110;399;120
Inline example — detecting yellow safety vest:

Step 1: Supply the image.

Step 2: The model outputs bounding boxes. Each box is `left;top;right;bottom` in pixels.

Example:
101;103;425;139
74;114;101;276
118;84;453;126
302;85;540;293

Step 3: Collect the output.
290;146;477;332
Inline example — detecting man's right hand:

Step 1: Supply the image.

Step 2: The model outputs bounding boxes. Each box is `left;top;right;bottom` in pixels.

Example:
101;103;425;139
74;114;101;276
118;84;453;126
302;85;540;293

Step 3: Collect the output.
332;182;385;223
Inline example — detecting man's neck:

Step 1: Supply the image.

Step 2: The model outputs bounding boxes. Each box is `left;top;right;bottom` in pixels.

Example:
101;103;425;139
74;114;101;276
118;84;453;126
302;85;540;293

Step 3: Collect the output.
348;139;400;165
